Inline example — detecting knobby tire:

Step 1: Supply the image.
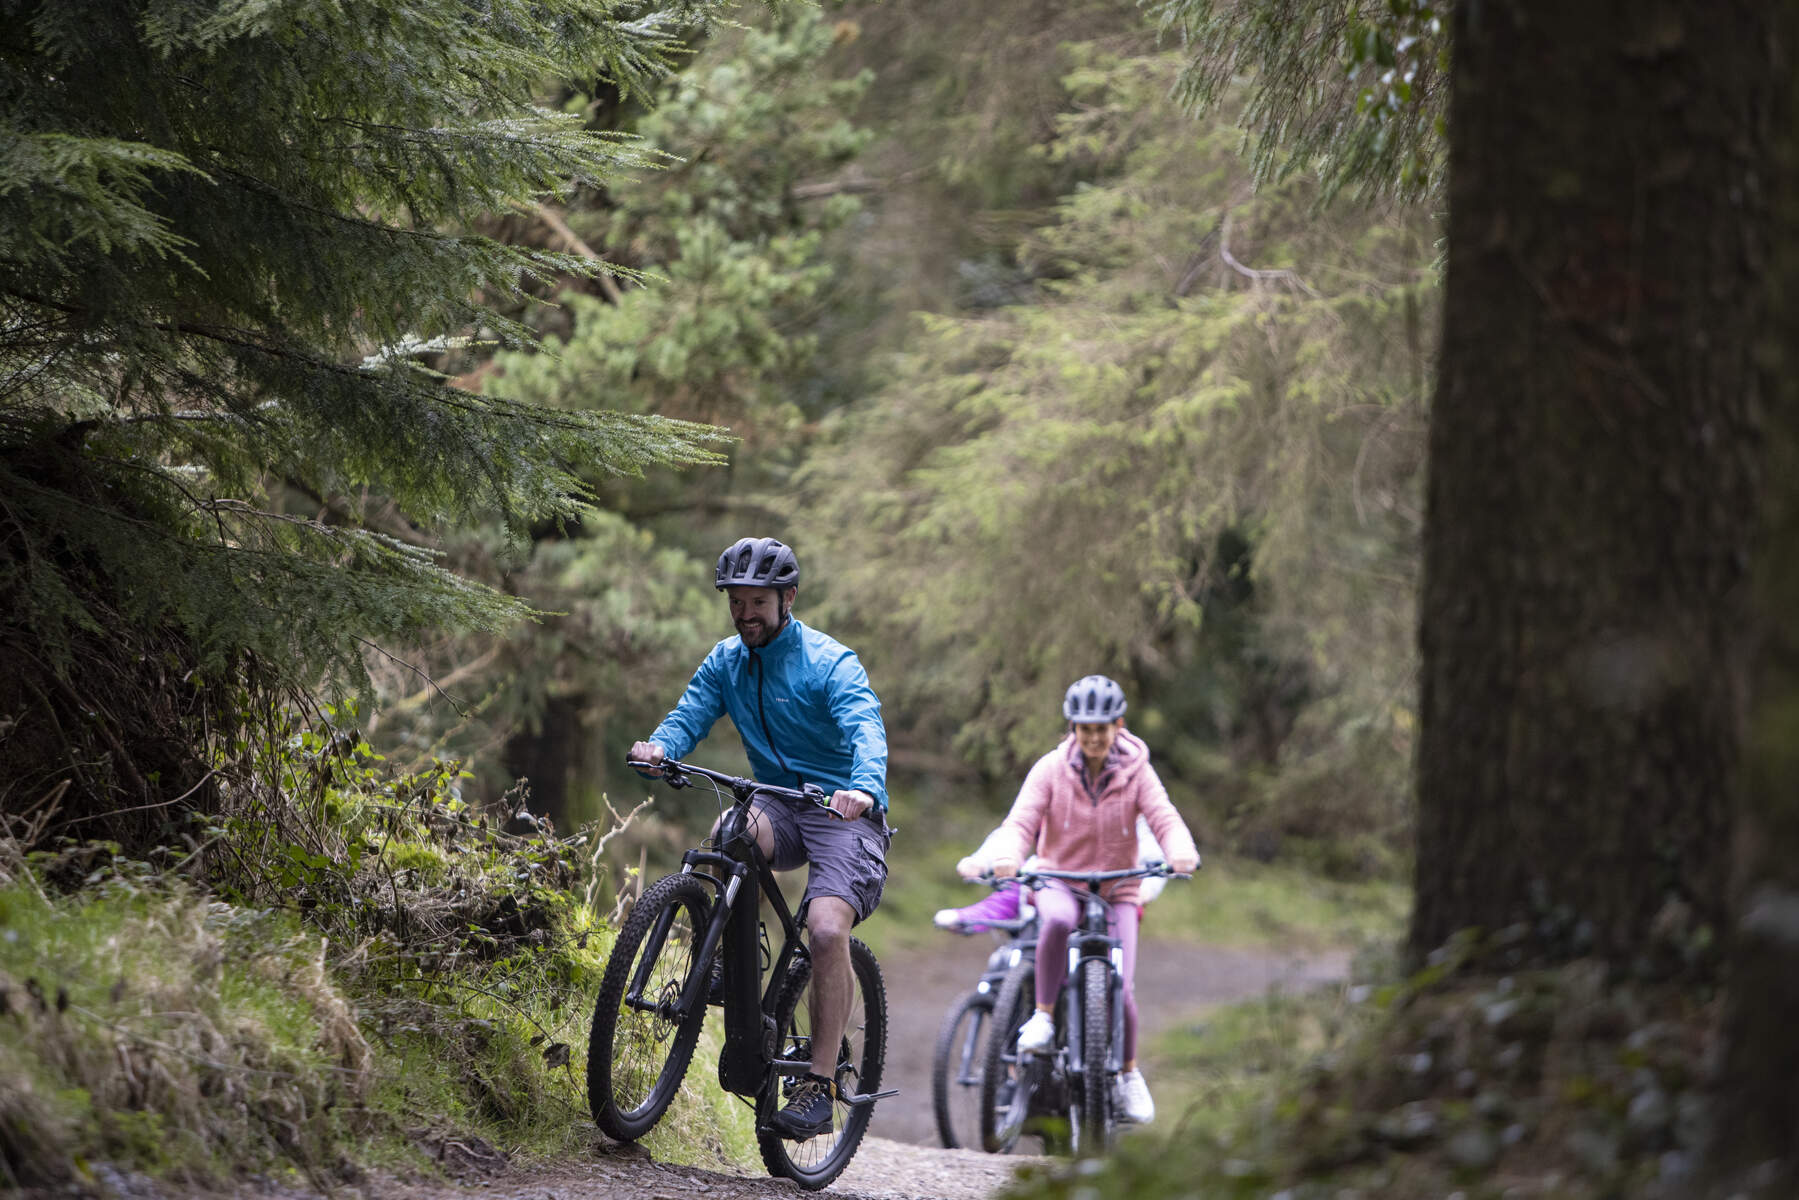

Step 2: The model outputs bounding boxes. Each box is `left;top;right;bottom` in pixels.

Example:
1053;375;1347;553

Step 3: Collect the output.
931;988;993;1150
586;873;712;1141
978;960;1036;1154
758;936;887;1190
1076;956;1112;1155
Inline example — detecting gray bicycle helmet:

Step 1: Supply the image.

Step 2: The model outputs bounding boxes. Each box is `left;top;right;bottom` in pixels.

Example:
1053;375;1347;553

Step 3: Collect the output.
715;536;800;591
1063;675;1127;722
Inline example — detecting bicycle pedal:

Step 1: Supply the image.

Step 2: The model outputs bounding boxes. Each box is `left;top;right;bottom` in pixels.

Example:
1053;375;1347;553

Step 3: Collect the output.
839;1087;899;1106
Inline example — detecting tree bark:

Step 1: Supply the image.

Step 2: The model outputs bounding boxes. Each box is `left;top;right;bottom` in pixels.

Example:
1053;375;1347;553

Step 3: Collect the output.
501;693;587;831
1410;1;1772;968
1706;9;1799;1191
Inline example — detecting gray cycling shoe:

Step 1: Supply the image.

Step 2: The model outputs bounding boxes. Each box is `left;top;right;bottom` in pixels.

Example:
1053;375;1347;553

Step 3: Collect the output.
770;1072;836;1139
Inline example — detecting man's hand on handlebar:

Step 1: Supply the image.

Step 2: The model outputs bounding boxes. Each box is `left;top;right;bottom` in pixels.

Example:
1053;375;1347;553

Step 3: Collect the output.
829;789;875;822
628;740;666;776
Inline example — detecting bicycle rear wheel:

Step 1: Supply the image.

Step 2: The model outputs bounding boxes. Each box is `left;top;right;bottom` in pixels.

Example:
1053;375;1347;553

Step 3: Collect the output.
978;960;1036;1153
586;873;712;1141
758;937;887;1190
1074;956;1113;1155
931;988;993;1149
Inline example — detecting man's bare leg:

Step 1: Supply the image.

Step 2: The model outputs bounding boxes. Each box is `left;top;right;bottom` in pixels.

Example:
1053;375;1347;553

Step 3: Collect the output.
804;895;857;1083
712;811;855;1088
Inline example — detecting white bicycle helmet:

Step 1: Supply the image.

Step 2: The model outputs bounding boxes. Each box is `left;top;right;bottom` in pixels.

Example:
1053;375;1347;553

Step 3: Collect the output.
1063;674;1127;722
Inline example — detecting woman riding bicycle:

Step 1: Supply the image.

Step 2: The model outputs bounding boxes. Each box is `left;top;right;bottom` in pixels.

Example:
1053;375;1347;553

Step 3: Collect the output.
954;675;1198;1126
933;815;1169;933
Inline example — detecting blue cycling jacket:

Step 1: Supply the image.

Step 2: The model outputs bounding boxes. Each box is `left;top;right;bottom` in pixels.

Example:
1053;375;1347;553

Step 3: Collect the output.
647;617;889;812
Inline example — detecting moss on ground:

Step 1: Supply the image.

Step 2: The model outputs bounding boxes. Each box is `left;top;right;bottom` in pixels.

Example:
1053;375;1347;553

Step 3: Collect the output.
0;722;758;1193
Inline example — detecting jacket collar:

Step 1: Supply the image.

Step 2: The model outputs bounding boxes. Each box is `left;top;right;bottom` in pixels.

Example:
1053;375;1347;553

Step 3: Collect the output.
1059;727;1146;790
741;614;804;662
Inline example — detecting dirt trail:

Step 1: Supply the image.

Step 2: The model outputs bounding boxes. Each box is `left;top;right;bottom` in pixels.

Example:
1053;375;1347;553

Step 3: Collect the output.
402;937;1349;1200
864;933;1352;1149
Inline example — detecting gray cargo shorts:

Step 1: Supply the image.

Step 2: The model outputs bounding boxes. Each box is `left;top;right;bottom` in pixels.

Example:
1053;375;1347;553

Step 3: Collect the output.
753;798;890;925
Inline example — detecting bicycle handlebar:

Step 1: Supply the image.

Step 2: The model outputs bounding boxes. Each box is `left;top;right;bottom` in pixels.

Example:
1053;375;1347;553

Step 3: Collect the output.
626;756;834;811
976;861;1195;888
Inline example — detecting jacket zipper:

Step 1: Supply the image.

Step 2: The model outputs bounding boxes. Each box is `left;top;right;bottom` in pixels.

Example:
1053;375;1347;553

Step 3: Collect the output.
750;653;800;787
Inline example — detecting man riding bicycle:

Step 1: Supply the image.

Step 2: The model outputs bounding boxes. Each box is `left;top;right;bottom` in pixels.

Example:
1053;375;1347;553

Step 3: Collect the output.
629;536;889;1140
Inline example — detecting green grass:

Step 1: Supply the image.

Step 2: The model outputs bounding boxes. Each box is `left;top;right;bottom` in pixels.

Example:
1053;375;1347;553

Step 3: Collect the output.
0;878;374;1188
0;873;756;1190
1139;983;1367;1151
1136;857;1408;951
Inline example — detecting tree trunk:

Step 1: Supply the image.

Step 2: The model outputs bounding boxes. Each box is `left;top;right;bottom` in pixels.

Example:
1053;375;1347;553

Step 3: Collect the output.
501;693;587;831
1706;10;1799;1190
1410;1;1772;967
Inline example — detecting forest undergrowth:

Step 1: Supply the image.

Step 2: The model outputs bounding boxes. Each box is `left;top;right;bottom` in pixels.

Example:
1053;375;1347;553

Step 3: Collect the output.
0;707;753;1193
1011;926;1721;1200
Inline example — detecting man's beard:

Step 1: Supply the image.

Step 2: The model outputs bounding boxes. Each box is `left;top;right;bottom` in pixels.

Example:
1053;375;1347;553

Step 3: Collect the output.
736;612;784;647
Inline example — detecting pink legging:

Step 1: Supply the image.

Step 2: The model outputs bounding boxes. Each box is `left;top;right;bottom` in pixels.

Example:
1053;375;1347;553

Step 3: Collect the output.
1032;885;1142;1063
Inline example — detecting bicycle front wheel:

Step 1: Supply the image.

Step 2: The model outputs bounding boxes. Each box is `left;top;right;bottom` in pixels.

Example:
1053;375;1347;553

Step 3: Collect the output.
931;988;993;1149
758;937;887;1190
978;959;1036;1153
587;872;713;1141
1074;956;1113;1155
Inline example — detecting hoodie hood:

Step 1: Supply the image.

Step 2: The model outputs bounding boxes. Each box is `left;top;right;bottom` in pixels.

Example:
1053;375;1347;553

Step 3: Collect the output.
1060;726;1150;799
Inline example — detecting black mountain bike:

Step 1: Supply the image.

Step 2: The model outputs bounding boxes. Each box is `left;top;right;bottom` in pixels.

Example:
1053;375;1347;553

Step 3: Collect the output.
930;884;1037;1150
587;758;893;1190
979;863;1186;1157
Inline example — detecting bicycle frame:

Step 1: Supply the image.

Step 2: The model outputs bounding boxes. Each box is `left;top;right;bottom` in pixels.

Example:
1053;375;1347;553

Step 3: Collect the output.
616;762;806;1095
622;759;894;1108
1015;863;1181;1151
954;898;1037;1084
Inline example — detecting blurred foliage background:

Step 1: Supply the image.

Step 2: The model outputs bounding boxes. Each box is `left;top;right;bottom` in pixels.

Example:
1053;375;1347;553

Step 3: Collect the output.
372;0;1435;898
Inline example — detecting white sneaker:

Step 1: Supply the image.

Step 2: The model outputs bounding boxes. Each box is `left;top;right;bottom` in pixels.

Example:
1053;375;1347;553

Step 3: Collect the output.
933;908;961;930
1115;1069;1155;1124
1016;1010;1055;1054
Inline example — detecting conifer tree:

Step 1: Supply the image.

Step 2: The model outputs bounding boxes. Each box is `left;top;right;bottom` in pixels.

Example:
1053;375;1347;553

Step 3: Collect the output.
363;10;874;817
795;46;1433;858
1145;0;1447;201
0;0;733;832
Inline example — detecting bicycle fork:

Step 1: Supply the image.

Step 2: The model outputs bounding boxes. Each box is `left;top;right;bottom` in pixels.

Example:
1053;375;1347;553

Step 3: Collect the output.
1064;934;1124;1079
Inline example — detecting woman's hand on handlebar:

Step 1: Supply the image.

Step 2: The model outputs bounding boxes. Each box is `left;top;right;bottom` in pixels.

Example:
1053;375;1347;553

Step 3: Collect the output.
628;741;666;776
954;855;1016;880
1168;851;1199;874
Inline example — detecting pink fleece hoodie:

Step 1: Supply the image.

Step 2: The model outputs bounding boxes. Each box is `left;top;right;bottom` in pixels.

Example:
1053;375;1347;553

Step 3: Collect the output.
974;728;1198;906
